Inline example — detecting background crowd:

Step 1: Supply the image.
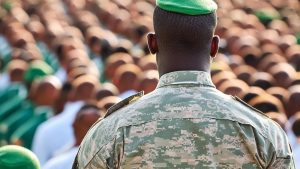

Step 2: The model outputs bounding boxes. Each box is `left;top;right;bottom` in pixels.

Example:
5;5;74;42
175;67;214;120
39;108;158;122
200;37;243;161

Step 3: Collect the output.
0;0;299;168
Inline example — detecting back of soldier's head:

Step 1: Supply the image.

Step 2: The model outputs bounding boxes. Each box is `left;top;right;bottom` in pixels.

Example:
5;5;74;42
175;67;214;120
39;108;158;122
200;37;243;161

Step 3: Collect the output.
153;6;217;54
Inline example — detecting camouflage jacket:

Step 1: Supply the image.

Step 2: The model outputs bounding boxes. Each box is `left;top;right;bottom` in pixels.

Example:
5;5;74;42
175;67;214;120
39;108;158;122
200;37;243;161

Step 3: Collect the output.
77;71;295;169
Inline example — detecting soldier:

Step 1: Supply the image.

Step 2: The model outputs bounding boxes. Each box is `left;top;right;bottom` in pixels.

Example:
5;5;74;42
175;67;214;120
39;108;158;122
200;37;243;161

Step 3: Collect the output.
74;0;295;168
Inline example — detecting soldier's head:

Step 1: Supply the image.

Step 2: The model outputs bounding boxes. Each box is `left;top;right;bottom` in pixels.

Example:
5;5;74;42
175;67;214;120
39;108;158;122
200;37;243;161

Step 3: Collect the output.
147;0;219;76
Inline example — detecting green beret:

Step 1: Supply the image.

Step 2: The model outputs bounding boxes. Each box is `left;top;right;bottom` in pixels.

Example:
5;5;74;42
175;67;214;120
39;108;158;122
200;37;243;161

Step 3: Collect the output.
24;60;53;83
255;8;281;24
2;1;12;12
296;32;300;45
0;145;40;169
156;0;217;15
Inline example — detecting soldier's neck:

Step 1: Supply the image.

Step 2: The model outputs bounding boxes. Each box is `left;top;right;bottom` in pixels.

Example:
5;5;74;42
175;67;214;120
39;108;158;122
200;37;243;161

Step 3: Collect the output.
157;52;211;77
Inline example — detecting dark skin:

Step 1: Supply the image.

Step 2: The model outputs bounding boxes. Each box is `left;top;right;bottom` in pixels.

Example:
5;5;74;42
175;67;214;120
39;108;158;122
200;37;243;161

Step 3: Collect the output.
147;33;219;77
73;108;101;146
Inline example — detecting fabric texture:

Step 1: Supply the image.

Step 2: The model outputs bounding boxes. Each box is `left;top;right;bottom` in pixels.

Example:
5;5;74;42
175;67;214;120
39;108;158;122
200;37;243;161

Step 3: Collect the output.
43;146;79;169
78;71;295;169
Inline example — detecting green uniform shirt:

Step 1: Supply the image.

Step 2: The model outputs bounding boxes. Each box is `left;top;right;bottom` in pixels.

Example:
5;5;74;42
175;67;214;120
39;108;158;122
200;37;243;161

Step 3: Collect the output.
78;71;294;169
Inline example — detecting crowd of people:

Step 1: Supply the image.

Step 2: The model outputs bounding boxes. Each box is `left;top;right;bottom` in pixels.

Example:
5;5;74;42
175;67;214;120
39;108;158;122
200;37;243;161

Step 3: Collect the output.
0;0;299;168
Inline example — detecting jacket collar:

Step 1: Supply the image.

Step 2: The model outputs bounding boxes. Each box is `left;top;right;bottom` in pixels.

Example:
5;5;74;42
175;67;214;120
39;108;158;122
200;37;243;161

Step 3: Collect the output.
156;71;215;88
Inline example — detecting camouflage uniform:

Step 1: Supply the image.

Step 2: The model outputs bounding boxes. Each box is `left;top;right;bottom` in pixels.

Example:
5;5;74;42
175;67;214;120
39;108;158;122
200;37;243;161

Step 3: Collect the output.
77;71;295;169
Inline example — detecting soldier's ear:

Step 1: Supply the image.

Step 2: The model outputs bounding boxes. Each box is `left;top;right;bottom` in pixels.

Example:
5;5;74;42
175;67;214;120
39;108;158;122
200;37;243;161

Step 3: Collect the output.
147;33;158;54
210;35;219;58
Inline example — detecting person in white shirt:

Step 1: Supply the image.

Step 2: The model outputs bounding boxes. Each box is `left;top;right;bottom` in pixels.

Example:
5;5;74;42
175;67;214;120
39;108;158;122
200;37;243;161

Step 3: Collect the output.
33;74;100;165
32;100;84;165
43;103;102;169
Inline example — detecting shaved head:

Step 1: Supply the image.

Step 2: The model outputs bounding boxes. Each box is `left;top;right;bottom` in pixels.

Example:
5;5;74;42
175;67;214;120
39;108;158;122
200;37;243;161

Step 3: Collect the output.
148;7;219;76
153;7;217;55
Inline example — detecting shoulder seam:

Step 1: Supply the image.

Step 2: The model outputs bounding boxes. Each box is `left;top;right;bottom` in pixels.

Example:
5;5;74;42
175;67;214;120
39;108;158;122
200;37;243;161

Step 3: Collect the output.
104;91;144;118
232;96;269;118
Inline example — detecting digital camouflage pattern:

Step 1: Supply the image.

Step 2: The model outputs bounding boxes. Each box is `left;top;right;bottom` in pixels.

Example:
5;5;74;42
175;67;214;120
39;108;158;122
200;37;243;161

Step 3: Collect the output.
77;71;295;169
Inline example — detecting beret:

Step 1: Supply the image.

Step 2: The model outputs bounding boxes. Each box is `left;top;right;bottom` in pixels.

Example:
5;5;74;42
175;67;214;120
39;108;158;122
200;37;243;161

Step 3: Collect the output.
156;0;217;15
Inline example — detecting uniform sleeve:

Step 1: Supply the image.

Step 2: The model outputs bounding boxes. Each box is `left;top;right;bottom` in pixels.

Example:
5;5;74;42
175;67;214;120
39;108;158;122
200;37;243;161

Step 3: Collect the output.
268;156;296;169
82;129;125;169
79;140;112;169
83;154;109;169
266;121;296;169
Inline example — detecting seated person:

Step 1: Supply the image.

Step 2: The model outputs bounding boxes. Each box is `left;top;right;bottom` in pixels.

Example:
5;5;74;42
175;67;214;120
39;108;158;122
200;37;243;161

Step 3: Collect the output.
32;74;99;165
43;103;102;169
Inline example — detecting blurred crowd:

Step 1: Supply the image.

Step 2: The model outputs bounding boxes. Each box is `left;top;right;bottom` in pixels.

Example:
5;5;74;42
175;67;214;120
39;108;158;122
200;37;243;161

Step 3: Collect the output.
0;0;299;168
